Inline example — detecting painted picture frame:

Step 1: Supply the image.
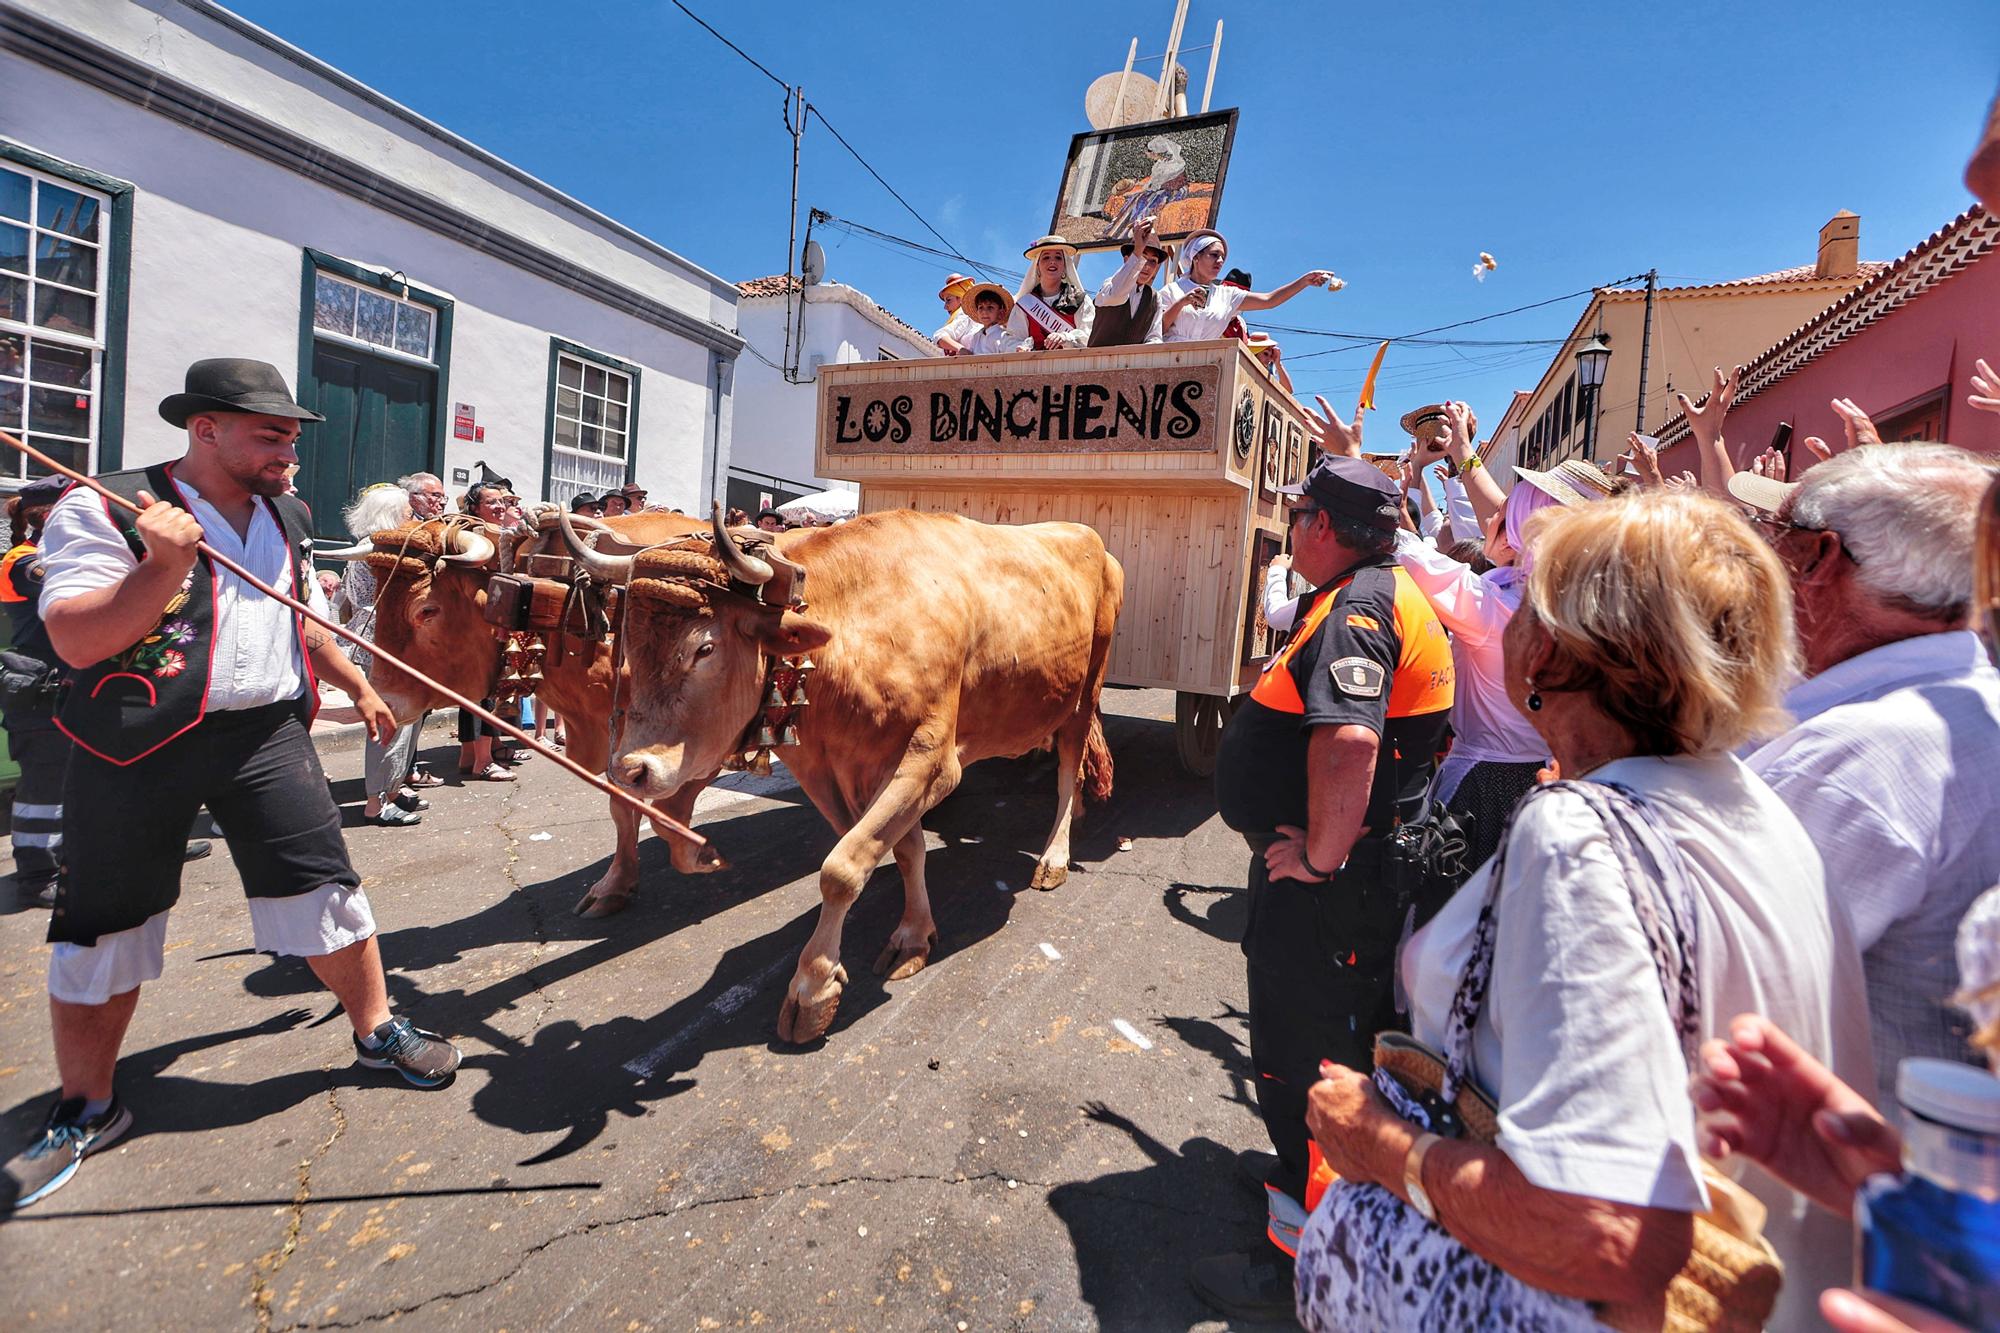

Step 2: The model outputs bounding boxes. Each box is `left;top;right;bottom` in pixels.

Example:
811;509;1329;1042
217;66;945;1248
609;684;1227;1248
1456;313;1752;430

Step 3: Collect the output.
1048;110;1239;253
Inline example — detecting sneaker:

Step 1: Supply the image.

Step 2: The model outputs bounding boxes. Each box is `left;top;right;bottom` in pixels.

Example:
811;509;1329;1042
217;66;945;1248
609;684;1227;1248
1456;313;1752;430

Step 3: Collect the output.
1189;1249;1296;1322
3;1095;134;1213
183;840;212;862
353;1018;461;1088
18;878;56;909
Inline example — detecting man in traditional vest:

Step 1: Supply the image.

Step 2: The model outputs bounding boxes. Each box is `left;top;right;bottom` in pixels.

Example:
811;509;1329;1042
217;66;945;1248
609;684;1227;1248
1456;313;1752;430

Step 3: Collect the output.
1087;215;1169;348
2;359;461;1214
1193;451;1455;1320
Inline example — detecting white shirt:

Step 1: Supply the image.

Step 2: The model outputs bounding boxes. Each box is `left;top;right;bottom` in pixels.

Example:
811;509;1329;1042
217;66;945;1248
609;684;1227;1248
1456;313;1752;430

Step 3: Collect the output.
40;473;330;711
1403;755;1872;1329
1393;530;1544;794
1005;287;1095;349
1749;629;2000;1101
961;321;1029;356
1438;472;1480;542
1162;280;1248;341
932;308;977;347
1093;259;1164;344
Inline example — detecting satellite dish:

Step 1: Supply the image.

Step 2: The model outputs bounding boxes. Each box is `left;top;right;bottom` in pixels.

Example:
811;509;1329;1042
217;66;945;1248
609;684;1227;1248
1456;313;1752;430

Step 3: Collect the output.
1084;70;1162;129
800;238;826;287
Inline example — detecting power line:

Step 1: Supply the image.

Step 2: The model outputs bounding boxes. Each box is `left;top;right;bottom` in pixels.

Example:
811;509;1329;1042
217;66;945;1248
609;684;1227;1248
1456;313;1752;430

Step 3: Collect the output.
815;211;1024;283
664;0;788;92
803;106;1000;282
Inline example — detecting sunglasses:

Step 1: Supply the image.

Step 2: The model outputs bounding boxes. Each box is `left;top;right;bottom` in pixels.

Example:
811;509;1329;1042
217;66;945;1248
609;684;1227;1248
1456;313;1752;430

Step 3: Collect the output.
1287;504;1323;526
1747;511;1862;566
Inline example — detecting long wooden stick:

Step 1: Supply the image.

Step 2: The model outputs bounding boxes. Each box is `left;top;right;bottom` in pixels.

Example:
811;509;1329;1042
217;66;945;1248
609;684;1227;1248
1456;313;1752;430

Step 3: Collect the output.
0;429;708;854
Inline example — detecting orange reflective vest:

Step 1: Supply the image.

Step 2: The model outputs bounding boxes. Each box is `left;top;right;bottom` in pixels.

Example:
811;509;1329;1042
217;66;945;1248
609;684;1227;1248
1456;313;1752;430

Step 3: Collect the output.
0;543;36;603
1248;563;1453;719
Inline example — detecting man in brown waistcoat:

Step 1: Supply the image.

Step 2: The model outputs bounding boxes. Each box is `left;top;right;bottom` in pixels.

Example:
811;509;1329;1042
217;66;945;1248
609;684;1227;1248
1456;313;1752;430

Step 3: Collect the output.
2;359;461;1214
1088;215;1170;348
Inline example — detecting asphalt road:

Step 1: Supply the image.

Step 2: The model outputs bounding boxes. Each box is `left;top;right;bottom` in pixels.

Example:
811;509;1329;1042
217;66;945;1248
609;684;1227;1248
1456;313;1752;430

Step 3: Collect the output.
0;688;1289;1331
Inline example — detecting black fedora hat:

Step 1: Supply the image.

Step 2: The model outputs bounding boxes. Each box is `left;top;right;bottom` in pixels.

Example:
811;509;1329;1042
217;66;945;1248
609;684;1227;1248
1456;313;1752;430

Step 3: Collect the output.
158;358;325;429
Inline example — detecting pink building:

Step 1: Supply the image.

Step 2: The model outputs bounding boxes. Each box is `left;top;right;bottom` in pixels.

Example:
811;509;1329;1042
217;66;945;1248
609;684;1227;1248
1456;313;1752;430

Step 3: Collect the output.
1656;207;2000;475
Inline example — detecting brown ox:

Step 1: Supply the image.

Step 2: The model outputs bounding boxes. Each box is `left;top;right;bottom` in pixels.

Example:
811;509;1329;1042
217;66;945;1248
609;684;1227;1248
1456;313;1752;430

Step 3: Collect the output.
338;512;720;914
561;507;1123;1043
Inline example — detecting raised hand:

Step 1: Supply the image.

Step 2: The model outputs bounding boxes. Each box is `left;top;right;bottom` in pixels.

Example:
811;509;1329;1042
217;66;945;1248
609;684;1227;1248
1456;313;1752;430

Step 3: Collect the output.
1308;394;1364;458
1831;398;1883;451
1802;436;1834;463
1301;269;1345;292
1751;447;1787;481
1617;432;1664;486
1675;365;1742;447
1663;471;1699;493
1972;356;2000;417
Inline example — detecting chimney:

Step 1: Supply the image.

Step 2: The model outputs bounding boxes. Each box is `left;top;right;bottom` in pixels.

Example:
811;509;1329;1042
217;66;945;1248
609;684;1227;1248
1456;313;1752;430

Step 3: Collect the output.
1816;210;1860;279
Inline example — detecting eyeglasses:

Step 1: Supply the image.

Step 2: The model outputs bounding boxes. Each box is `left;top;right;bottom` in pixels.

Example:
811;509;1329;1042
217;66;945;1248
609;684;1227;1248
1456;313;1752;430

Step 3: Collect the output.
1287;505;1322;526
1747;511;1862;566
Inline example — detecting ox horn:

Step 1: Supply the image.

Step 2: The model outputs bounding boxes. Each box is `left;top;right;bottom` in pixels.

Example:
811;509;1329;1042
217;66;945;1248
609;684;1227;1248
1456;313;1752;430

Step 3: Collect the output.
319;537;379;560
557;506;634;584
709;501;773;587
442;525;498;565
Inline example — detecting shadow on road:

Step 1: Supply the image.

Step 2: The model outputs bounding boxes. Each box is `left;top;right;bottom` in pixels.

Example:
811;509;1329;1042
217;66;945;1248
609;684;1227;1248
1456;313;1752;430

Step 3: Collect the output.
1047;1100;1265;1331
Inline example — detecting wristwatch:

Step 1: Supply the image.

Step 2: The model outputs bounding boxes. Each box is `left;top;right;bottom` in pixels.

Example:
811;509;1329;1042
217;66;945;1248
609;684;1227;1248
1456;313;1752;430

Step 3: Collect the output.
1403;1131;1442;1224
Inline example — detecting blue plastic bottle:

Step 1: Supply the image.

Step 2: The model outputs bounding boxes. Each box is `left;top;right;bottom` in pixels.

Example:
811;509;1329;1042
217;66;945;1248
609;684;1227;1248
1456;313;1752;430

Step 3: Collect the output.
1856;1058;2000;1331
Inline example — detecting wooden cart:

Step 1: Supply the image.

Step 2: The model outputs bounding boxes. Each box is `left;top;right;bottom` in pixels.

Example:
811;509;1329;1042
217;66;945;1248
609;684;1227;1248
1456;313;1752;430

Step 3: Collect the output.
813;338;1317;774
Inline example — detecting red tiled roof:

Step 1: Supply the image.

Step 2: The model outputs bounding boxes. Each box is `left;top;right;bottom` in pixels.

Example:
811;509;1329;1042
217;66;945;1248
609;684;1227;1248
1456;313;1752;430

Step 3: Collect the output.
734;274;930;345
1601;261;1891;299
1654;207;1999;444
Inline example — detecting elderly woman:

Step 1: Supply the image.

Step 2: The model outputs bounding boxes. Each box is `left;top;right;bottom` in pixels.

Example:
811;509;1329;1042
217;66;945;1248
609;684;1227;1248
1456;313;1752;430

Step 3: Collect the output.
339;482;442;826
1160;230;1341;342
1294;490;1870;1331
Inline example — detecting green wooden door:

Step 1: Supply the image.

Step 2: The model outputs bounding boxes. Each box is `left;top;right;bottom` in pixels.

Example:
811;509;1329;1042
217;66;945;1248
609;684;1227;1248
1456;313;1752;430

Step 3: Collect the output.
299;344;435;539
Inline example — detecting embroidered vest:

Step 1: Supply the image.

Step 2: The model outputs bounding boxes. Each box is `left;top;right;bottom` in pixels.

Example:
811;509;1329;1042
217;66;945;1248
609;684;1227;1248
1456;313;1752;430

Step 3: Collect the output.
1087;285;1158;348
1021;284;1085;348
55;463;320;765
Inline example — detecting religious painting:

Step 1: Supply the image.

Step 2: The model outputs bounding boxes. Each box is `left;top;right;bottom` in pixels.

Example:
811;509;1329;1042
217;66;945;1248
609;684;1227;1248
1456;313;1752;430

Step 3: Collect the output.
1243;531;1287;664
1284;420;1305;486
1259;401;1284;500
1048;110;1239;253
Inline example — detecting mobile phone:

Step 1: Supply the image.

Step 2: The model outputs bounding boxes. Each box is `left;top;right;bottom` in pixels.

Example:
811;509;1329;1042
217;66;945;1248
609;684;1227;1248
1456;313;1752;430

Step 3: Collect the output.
1770;422;1793;452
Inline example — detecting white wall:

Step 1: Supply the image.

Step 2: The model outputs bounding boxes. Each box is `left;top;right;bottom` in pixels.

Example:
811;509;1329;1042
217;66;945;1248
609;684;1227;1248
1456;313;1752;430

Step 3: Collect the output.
730;286;935;493
2;42;732;510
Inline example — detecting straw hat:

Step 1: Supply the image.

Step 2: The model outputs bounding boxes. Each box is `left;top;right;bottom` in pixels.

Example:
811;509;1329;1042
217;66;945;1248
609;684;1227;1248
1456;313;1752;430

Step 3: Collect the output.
937;273;975;301
1244;331;1280;353
1726;471;1797;515
1399;403;1453;442
961;282;1014;320
1514;461;1610;507
1022;234;1079;262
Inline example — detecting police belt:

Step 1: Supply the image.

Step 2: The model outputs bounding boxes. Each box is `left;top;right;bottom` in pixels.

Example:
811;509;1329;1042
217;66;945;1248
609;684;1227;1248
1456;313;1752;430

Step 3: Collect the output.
1241;830;1393;874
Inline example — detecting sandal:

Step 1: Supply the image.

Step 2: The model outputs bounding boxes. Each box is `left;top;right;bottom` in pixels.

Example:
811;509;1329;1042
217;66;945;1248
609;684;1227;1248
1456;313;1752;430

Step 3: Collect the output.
474;762;517;782
407;765;445;789
394;789;430;812
371;804;423;827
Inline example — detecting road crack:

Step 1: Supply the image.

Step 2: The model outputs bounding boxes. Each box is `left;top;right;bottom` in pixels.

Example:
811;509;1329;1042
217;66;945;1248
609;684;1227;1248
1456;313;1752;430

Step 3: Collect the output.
248;1076;346;1330
492;778;555;1035
272;1168;1187;1329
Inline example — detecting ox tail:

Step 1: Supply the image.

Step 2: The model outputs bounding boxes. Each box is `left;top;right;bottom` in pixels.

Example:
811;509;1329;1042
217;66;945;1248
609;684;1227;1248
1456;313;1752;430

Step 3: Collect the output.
1082;708;1114;805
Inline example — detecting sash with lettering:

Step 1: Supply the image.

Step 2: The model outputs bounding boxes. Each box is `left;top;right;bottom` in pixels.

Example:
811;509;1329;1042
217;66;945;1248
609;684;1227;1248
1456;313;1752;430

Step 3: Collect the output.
1016;290;1077;349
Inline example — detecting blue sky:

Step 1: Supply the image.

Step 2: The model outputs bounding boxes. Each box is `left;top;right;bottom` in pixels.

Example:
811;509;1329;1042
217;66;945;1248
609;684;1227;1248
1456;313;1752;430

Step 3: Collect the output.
232;0;1997;435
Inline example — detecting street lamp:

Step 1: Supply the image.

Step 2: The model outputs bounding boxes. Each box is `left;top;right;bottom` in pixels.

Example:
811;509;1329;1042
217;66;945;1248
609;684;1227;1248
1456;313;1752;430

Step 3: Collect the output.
1574;334;1612;461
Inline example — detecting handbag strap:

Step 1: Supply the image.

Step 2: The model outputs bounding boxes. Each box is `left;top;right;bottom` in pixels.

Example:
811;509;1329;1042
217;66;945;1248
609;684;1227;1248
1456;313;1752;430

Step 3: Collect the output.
1439;777;1702;1103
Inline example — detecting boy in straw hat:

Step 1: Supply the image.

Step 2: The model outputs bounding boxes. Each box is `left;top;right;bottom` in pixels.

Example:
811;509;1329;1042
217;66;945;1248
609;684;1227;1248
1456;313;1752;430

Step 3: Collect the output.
1244;331;1295;393
1009;235;1095;350
932;273;977;356
959;284;1029;356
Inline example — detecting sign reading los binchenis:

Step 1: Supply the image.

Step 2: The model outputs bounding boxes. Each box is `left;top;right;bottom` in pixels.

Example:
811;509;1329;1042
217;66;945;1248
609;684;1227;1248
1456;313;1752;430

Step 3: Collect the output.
823;364;1221;455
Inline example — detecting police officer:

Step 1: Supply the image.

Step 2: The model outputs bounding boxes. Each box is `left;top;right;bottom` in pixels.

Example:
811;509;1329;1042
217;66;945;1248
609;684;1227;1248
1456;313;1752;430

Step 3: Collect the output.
1192;453;1454;1320
0;476;69;906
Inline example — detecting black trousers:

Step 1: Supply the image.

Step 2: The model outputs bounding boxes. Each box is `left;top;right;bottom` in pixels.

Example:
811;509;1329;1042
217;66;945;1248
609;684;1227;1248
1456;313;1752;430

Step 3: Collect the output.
1243;842;1408;1205
7;723;66;888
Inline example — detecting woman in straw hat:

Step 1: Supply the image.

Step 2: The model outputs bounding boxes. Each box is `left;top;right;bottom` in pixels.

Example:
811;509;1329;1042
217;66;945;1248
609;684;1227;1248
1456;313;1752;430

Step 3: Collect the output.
1008;236;1096;350
1161;230;1343;343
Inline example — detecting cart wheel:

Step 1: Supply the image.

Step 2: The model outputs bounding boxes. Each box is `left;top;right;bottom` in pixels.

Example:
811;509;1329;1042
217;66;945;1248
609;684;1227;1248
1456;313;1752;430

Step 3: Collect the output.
1174;692;1237;777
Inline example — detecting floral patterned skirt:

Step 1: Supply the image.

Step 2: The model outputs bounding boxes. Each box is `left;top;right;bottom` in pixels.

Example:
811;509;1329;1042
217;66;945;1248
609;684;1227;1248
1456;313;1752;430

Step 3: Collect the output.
1294;1180;1600;1332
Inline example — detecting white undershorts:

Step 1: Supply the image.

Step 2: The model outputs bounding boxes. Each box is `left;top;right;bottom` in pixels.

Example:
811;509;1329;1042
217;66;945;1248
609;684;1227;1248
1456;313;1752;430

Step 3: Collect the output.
47;883;377;1006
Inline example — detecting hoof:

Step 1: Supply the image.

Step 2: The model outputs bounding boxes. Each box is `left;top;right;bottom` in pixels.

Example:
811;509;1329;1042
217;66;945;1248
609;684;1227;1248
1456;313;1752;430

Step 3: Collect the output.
572;889;633;918
671;843;727;875
776;964;848;1044
872;929;938;981
1030;859;1070;892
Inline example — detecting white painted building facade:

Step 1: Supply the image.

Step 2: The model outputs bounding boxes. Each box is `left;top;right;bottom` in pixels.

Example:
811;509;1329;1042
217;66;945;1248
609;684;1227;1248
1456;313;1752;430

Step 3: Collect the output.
725;276;935;514
0;0;743;535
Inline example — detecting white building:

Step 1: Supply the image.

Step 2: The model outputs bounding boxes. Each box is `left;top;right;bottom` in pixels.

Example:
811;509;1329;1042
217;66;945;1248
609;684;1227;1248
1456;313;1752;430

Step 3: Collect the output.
0;0;743;534
726;275;935;514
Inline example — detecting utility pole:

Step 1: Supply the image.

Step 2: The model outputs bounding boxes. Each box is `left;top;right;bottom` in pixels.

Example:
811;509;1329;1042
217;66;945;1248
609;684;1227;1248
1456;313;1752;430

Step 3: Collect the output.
1634;268;1658;432
782;84;806;383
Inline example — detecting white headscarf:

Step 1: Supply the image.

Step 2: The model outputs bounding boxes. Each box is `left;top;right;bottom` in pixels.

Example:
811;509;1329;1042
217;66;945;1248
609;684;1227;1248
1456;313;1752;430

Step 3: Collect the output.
1017;243;1084;301
1171;231;1227;283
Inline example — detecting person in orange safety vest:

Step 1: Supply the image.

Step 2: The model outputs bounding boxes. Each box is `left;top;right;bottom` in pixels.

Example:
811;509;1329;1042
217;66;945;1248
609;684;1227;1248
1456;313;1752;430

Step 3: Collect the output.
1191;452;1454;1321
